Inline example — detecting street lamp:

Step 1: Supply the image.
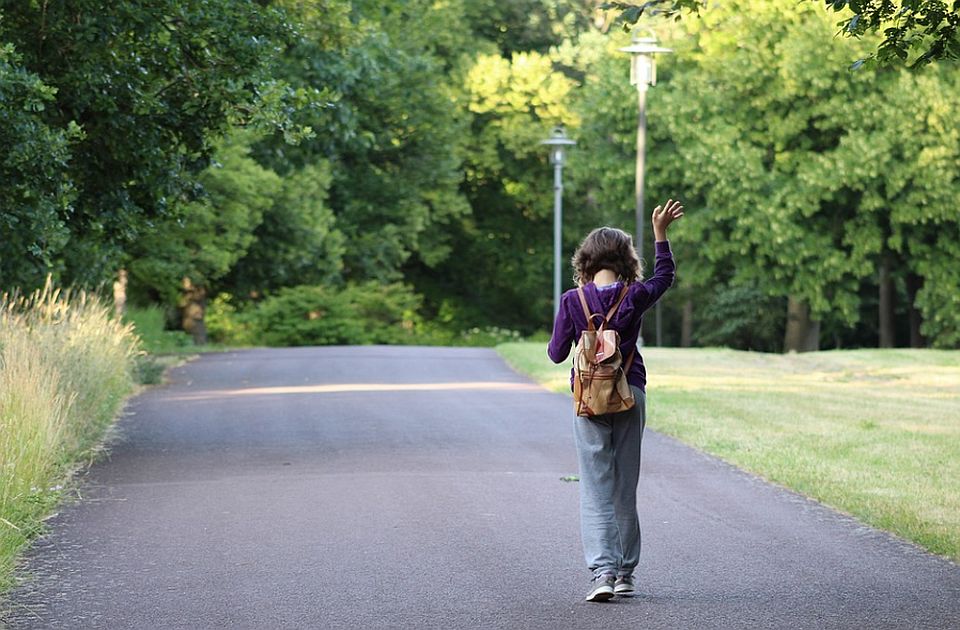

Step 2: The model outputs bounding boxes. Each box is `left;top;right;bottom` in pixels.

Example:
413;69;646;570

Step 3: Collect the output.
540;126;576;319
619;31;672;347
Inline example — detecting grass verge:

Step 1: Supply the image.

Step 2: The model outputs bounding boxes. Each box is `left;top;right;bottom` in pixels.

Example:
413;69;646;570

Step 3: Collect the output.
0;281;140;595
497;342;960;562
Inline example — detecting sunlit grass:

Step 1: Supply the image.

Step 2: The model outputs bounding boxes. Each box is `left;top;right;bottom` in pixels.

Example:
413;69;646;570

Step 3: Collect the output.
497;343;960;561
0;278;139;593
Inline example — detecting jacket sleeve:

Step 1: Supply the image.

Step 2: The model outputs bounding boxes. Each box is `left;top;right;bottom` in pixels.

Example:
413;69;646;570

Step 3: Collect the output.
547;293;576;364
634;240;676;312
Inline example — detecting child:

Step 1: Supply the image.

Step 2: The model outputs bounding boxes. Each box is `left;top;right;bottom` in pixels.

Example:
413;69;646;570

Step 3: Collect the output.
547;199;683;602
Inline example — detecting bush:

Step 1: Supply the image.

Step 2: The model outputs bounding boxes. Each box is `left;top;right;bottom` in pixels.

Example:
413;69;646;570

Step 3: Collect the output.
124;305;192;354
0;278;139;592
205;293;255;345
246;282;422;346
694;284;786;352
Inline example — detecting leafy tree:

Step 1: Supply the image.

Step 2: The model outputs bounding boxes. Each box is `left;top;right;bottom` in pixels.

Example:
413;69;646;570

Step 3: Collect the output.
255;0;471;286
129;133;281;343
0;0;303;286
405;48;582;331
806;67;960;347
0;41;77;290
221;161;345;298
577;0;960;350
602;0;960;66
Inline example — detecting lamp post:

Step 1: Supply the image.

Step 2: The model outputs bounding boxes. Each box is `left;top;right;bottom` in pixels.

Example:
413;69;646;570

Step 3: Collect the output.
619;32;671;347
540;126;576;319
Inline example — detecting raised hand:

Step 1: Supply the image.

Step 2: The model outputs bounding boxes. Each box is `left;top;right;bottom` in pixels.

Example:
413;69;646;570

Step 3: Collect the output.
652;198;684;241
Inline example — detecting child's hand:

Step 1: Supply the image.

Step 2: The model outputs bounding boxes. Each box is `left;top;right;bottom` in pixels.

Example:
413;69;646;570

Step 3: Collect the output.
652;199;684;241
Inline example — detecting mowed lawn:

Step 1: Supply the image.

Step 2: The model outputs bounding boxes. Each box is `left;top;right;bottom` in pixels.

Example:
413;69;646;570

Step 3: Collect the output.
496;343;960;561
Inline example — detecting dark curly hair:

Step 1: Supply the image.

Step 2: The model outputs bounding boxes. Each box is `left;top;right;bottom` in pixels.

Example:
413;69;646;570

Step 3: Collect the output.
571;226;644;285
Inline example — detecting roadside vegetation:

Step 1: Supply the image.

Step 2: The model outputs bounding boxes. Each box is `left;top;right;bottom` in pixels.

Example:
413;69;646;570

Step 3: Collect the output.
498;342;960;561
3;1;958;353
0;281;139;593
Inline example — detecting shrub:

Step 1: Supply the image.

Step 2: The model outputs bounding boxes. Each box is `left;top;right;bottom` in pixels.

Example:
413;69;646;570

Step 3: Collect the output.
124;305;192;354
247;282;422;346
205;293;255;345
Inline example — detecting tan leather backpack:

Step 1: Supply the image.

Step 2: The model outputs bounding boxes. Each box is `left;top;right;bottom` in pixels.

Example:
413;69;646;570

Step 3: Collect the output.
572;284;636;417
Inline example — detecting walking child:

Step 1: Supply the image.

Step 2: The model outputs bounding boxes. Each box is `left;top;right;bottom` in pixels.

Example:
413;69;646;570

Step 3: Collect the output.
547;199;683;602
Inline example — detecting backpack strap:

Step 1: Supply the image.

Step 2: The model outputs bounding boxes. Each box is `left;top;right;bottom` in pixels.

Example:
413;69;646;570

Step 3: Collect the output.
605;284;630;321
578;284;631;332
576;286;600;332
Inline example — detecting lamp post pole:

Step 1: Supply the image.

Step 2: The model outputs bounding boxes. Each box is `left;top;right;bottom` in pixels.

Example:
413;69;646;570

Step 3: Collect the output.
541;127;576;318
620;33;672;348
635;84;648;299
553;152;563;318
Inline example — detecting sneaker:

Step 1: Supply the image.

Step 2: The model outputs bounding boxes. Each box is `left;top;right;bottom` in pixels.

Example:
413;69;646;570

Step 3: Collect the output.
614;574;636;596
585;573;616;602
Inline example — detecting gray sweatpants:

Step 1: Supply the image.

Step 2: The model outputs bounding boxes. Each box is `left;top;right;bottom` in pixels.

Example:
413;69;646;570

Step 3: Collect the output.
572;385;646;578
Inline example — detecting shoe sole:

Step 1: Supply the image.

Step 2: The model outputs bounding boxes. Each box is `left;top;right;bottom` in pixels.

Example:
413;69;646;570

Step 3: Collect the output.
585;587;615;602
614;587;635;596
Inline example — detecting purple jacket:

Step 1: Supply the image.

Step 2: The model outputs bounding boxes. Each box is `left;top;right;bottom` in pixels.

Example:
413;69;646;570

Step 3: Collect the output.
547;240;675;392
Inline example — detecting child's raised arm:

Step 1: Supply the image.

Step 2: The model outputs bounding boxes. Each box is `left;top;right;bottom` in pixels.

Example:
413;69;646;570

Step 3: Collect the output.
638;199;684;308
652;199;684;242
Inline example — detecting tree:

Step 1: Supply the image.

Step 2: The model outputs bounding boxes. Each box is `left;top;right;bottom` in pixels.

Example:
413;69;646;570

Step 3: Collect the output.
129;133;281;343
0;0;303;287
577;0;960;350
221;161;345;297
254;0;471;286
602;0;960;66
404;48;582;331
0;41;77;291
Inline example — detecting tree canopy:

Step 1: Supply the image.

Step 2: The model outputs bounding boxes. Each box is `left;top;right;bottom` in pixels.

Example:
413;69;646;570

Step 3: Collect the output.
602;0;960;66
2;0;957;350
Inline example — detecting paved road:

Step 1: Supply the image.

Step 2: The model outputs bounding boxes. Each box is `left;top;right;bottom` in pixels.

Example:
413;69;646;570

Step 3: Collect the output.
2;346;958;629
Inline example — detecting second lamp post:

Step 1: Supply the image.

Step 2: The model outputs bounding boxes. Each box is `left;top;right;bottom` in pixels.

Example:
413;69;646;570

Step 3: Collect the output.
541;126;576;319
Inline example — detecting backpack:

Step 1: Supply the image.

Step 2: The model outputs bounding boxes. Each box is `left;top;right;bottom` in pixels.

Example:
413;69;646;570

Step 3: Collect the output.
572;284;636;417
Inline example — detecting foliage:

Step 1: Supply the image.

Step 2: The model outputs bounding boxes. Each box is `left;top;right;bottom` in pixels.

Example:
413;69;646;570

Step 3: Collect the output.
257;0;472;284
244;282;422;347
204;294;256;346
407;44;582;332
693;285;786;352
3;0;957;350
0;0;305;288
221;161;344;297
124;306;193;354
0;42;77;290
129;132;282;304
573;0;960;348
601;0;960;66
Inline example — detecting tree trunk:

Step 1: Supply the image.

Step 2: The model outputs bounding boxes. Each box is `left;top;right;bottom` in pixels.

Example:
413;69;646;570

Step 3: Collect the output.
181;276;208;345
906;273;926;348
783;296;820;352
878;256;895;348
680;298;693;348
112;268;128;319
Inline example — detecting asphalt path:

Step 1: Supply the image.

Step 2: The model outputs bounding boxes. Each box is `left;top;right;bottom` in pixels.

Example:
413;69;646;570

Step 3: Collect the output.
1;346;958;629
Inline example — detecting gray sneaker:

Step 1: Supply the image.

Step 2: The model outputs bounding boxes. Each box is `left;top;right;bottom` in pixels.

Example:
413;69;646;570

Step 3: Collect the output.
614;574;636;596
585;573;616;602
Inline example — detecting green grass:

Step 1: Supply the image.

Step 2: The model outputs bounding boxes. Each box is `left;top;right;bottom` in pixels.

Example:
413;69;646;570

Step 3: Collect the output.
497;343;960;561
1;281;140;595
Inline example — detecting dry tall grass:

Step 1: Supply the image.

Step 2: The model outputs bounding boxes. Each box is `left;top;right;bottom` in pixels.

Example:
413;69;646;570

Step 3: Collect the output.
0;277;139;591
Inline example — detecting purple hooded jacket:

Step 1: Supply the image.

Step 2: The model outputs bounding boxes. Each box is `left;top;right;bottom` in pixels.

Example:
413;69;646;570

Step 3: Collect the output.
547;240;675;392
